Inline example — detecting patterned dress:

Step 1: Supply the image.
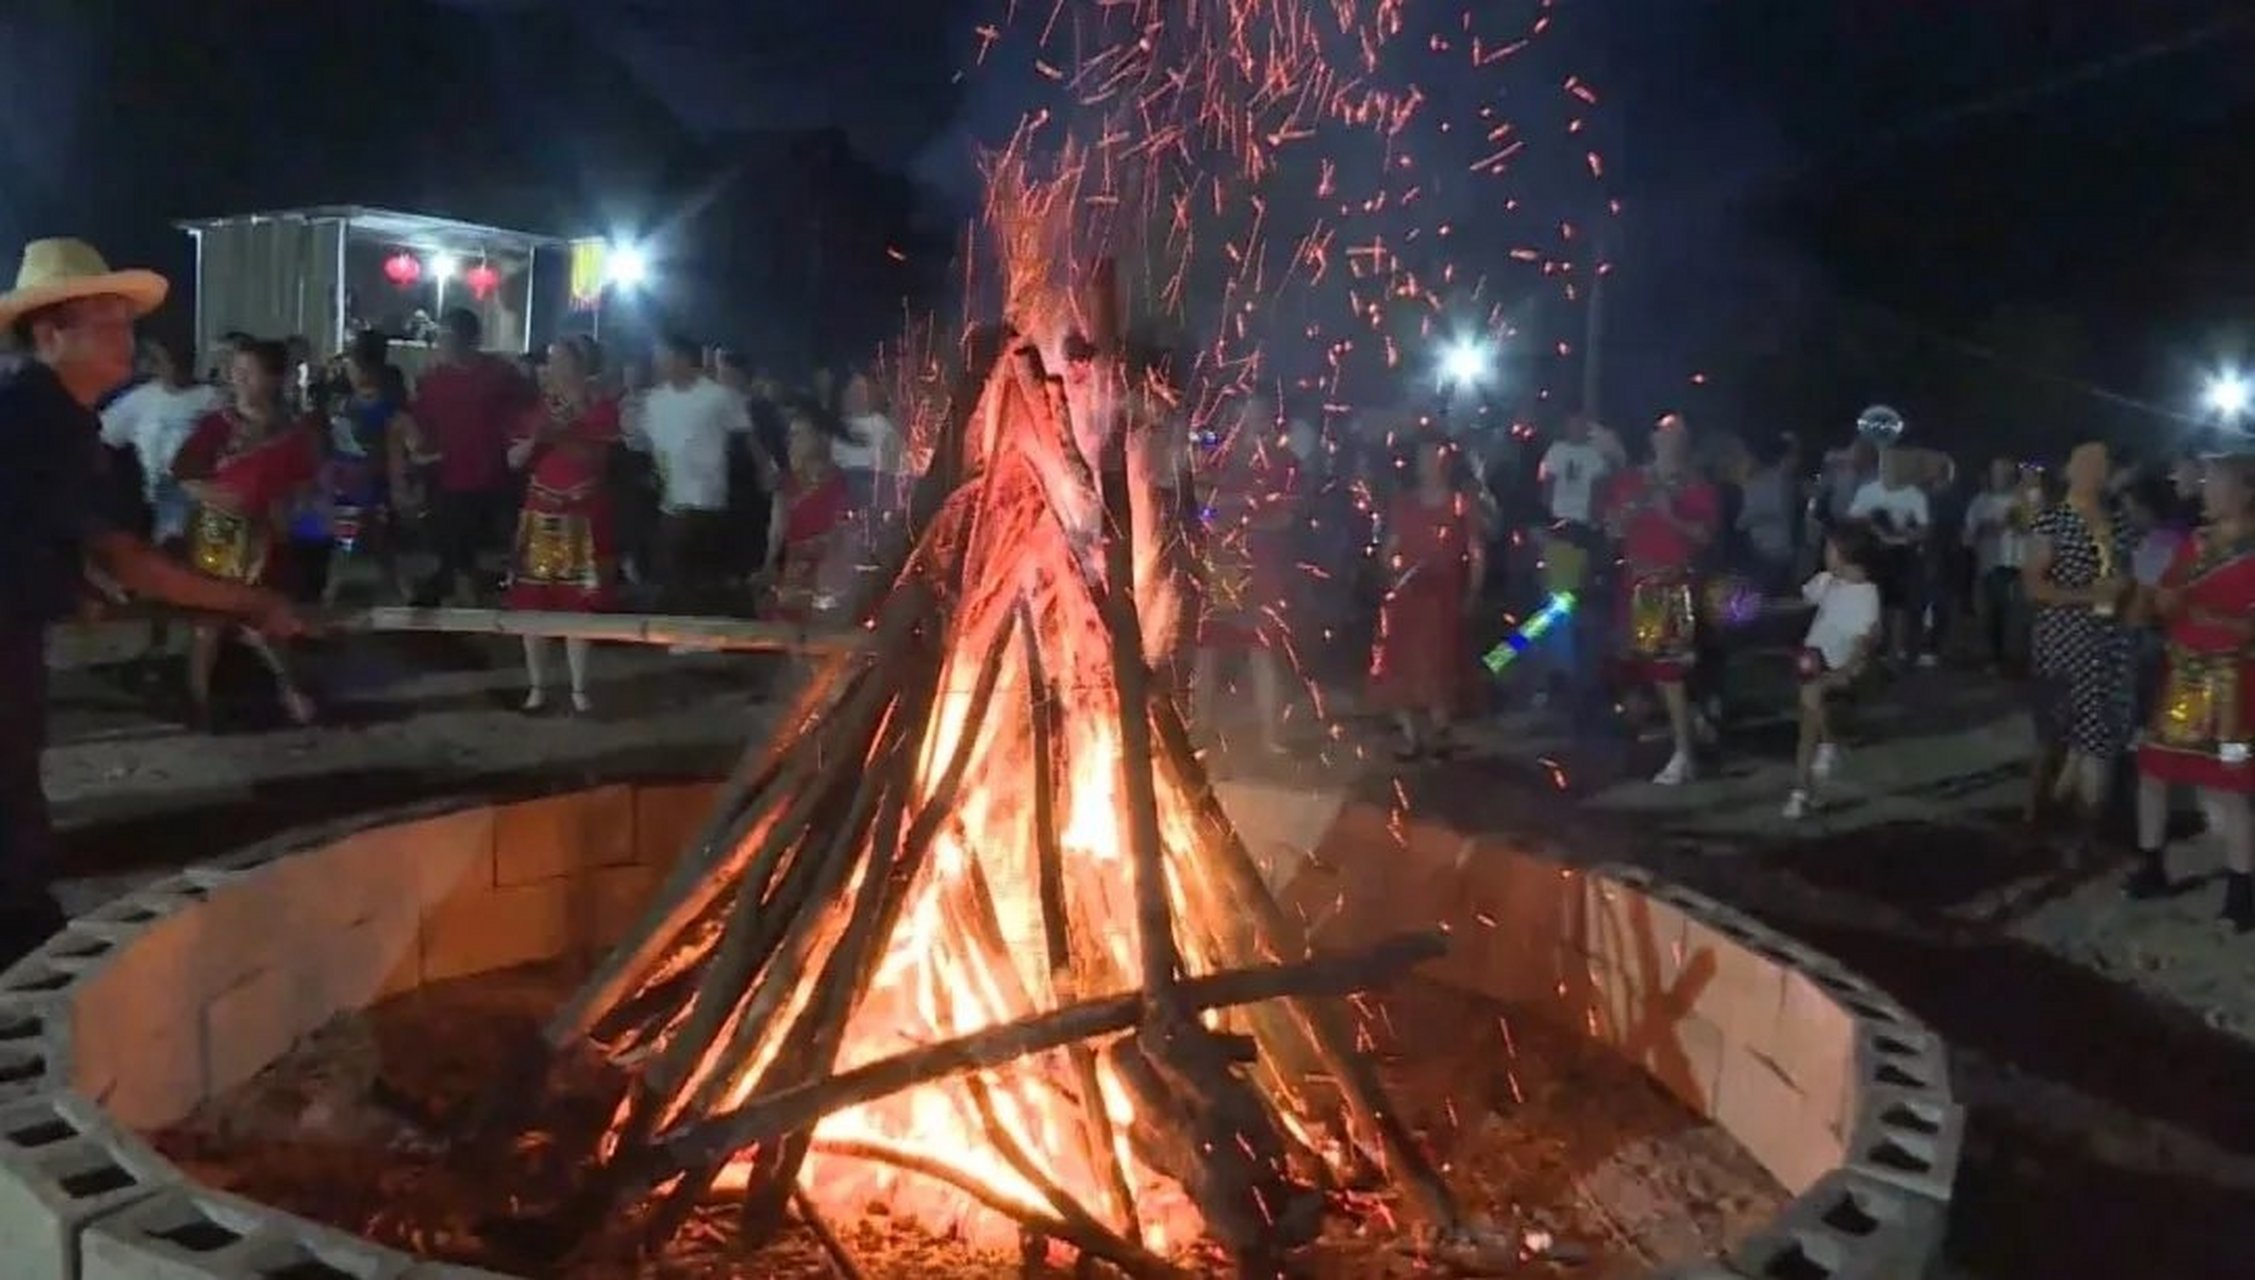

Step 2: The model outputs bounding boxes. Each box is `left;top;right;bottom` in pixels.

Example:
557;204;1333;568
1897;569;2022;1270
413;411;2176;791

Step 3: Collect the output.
504;395;622;612
2030;501;2135;757
2136;531;2255;792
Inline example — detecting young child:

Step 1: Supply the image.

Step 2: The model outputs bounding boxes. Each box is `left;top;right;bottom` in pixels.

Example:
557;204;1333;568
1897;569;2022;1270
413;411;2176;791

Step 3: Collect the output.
1783;523;1884;819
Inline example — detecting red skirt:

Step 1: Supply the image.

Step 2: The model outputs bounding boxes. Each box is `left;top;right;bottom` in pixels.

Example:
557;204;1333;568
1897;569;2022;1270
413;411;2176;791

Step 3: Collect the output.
504;502;617;612
2137;646;2255;793
1368;583;1467;713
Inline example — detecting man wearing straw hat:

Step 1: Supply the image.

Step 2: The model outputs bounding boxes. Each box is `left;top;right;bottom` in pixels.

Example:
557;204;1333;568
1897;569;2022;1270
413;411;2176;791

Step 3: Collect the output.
0;238;308;964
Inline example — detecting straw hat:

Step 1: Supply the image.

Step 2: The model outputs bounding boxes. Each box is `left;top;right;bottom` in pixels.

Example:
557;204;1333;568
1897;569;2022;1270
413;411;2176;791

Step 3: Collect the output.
0;238;168;330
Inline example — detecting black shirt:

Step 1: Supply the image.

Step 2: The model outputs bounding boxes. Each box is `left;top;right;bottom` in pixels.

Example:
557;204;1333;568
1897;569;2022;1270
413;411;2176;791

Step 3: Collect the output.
0;356;121;770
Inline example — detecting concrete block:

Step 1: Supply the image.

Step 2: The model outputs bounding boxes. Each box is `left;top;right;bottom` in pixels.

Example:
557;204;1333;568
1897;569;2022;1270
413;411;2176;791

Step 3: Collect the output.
1713;1043;1843;1196
1774;968;1857;1139
1646;1011;1727;1119
201;967;301;1100
1678;917;1789;1057
81;1185;417;1279
398;807;501;913
1730;1168;1948;1280
633;782;717;872
589;864;665;950
1844;1085;1964;1204
0;996;70;1105
1211;779;1348;893
294;907;423;1027
1854;1018;1950;1098
493;788;633;887
422;880;575;983
0;1092;172;1280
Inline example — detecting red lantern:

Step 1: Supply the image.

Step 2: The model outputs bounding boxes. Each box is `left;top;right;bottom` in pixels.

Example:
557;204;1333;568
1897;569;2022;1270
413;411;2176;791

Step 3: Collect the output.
382;251;422;287
464;261;500;300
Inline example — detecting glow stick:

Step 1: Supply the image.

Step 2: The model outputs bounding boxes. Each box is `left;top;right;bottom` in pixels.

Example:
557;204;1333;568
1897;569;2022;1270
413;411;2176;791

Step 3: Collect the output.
1483;591;1576;674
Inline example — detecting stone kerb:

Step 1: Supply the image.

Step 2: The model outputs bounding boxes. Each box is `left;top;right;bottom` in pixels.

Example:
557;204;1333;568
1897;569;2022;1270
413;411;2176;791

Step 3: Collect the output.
1243;787;1960;1280
0;780;716;1280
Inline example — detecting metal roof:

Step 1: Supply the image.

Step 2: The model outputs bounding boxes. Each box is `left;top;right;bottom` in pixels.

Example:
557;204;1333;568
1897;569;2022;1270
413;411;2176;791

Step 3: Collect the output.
172;205;594;252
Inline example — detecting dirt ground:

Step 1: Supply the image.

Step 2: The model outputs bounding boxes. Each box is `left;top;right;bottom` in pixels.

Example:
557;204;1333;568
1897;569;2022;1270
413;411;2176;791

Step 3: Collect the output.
151;964;1781;1278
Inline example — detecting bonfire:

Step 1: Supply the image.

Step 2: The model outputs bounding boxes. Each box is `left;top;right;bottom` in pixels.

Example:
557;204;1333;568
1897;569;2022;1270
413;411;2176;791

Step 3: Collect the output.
485;258;1464;1276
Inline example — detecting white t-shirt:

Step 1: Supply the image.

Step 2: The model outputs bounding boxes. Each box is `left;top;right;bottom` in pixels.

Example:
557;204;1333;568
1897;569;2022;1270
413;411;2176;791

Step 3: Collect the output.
634;376;751;512
1800;571;1881;672
832;412;903;474
1847;480;1930;538
1960;491;2025;573
1539;439;1610;524
100;381;220;499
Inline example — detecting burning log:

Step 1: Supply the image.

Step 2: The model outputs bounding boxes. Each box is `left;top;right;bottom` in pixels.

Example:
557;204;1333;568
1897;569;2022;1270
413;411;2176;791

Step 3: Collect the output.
511;304;1461;1272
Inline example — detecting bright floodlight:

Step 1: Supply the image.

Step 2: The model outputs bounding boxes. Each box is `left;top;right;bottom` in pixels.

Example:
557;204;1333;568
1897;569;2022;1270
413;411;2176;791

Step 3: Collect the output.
428;252;459;282
1440;337;1494;391
2208;370;2252;421
605;241;649;289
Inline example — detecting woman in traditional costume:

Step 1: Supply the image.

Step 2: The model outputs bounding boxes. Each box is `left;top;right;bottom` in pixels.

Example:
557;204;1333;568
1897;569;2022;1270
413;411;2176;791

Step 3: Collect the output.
504;335;621;714
1192;396;1298;754
173;339;323;728
1600;417;1720;784
765;406;851;623
1368;432;1483;761
2127;453;2255;930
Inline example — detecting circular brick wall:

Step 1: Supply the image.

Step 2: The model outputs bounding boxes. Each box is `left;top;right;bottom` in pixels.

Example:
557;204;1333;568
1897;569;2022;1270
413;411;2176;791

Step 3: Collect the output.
0;782;1959;1279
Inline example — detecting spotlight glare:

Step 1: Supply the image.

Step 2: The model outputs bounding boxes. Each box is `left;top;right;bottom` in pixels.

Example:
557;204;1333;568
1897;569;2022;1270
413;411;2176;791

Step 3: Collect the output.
428;252;458;282
1439;337;1494;391
604;241;650;289
2207;370;2251;421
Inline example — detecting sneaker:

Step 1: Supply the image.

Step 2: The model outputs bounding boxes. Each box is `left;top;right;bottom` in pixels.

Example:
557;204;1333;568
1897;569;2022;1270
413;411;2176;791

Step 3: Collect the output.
1812;743;1840;781
1782;789;1811;820
570;691;594;716
521;690;548;713
1652;752;1695;786
1916;653;1939;669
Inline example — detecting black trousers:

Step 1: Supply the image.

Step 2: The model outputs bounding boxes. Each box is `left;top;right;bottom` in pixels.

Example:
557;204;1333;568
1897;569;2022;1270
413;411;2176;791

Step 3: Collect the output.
0;630;66;965
658;509;734;613
423;486;511;601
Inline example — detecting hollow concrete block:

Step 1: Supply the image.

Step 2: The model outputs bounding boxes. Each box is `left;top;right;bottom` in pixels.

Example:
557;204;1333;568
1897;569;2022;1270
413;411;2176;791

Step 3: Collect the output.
1844;1084;1964;1204
1773;967;1857;1139
422;880;575;983
1677;917;1788;1055
0;994;72;1107
1712;1042;1843;1196
1212;779;1348;894
200;966;301;1102
0;1092;173;1280
632;782;718;871
1729;1168;1948;1280
492;788;633;887
80;1184;417;1279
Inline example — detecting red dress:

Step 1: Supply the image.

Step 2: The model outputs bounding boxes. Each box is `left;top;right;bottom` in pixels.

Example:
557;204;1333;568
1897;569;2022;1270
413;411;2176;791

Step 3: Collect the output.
504;395;621;611
1368;492;1478;713
173;410;322;587
1198;444;1299;649
1602;467;1720;682
772;469;850;622
2138;532;2255;792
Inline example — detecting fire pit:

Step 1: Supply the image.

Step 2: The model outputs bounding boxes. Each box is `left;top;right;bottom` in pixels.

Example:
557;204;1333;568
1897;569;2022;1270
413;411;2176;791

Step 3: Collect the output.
0;774;1958;1279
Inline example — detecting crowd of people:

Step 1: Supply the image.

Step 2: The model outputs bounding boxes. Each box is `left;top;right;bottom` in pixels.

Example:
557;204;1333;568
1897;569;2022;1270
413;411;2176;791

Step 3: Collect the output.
91;308;908;720
6;233;2252;975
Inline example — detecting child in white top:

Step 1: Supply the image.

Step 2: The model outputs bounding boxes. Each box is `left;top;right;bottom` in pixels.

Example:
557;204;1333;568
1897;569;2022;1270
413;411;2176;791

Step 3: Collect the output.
1784;524;1884;818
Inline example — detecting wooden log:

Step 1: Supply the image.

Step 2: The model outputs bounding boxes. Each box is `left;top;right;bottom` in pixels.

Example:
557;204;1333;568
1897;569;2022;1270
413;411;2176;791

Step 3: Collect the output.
964;1072;1173;1278
1147;699;1461;1230
652;930;1446;1177
548;580;937;1048
1084;259;1182;1005
329;605;871;655
791;1188;867;1280
807;1138;1186;1280
1019;604;1141;1238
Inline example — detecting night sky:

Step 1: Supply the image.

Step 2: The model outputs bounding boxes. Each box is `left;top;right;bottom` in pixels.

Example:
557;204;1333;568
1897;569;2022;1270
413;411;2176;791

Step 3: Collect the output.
2;0;2247;438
